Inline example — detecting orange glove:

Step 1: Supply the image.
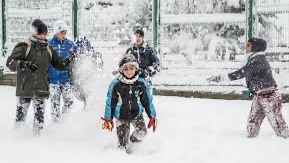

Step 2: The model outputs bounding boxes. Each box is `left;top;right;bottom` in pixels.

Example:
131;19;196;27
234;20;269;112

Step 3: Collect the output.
101;117;113;131
148;118;157;132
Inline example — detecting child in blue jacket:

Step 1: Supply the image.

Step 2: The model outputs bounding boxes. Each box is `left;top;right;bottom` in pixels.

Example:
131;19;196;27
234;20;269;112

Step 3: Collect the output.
102;54;157;152
48;20;74;122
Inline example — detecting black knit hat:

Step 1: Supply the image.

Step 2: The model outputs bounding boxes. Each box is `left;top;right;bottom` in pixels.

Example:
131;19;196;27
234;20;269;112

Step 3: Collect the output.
135;29;144;37
32;19;48;35
248;38;267;52
118;54;139;72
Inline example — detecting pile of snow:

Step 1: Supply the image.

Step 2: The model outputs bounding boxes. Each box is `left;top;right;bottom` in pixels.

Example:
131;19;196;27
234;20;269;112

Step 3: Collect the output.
1;86;289;163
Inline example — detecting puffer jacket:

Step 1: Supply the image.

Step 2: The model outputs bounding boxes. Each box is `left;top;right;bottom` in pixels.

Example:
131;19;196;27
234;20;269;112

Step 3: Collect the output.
126;42;160;78
228;52;277;93
6;37;68;98
104;74;157;121
48;36;74;84
228;38;277;93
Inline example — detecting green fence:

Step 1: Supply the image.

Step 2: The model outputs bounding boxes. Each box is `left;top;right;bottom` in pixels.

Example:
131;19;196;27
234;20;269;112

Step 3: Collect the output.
153;0;289;90
76;0;153;50
2;0;74;55
0;0;3;56
253;0;289;57
1;0;289;58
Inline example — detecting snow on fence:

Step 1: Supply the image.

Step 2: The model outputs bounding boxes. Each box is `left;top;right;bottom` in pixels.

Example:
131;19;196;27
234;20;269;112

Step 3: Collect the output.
155;59;289;85
161;14;246;25
255;4;289;13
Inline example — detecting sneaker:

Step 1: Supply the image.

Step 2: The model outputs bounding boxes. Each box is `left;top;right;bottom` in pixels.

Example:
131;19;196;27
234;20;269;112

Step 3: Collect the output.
14;121;24;130
130;136;141;143
33;122;43;135
125;146;133;154
279;130;289;139
62;108;71;114
125;143;138;154
51;115;60;123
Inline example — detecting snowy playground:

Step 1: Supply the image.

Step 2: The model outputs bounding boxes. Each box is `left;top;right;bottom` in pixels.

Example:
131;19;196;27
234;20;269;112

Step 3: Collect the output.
1;85;289;163
1;46;289;163
1;0;289;163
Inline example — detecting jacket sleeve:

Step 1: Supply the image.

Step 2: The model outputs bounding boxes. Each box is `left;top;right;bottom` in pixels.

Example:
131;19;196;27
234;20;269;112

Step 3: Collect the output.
104;80;119;120
228;66;246;81
67;43;76;82
140;80;157;118
126;47;133;55
228;58;258;81
6;43;27;72
49;45;68;71
149;48;160;69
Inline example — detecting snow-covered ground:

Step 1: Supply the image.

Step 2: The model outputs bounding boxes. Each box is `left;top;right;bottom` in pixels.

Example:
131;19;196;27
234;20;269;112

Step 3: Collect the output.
1;85;289;163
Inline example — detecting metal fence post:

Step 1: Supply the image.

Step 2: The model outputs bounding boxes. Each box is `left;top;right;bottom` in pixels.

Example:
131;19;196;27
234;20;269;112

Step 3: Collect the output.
247;0;253;40
73;0;78;41
152;0;158;52
1;0;6;55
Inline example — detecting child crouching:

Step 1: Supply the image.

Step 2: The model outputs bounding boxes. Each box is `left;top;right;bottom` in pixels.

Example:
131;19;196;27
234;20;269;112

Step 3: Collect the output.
102;54;157;152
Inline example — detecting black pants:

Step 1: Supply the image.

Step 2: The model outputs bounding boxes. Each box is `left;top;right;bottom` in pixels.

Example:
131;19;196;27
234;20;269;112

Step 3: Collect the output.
16;97;46;132
116;115;147;148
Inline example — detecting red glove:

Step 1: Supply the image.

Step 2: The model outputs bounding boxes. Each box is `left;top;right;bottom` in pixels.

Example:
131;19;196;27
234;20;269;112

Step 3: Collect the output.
147;118;157;132
101;117;114;131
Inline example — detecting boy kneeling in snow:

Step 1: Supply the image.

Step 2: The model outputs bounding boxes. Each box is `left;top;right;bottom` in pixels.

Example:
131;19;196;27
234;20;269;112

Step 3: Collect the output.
102;54;157;152
208;38;289;138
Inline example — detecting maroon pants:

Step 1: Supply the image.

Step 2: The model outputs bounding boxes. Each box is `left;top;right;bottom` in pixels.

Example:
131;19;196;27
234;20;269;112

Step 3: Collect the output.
247;90;289;138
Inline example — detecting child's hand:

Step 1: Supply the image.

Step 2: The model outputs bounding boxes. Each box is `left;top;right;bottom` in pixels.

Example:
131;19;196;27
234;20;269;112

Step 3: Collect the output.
207;75;222;83
101;117;114;131
148;118;157;132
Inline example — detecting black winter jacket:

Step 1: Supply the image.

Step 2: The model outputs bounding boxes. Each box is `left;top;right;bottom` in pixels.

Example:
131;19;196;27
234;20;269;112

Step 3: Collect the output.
104;75;156;121
6;38;69;98
228;52;277;93
126;42;160;78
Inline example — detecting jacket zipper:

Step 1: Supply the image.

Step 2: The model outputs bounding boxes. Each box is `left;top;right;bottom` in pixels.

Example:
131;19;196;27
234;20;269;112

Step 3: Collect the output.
137;47;140;64
128;85;133;119
21;75;28;90
34;46;40;97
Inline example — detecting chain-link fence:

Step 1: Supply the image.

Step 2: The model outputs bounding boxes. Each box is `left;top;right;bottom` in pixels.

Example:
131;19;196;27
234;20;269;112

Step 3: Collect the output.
1;0;289;87
0;0;2;56
2;0;73;55
155;0;246;87
250;0;289;91
254;0;289;60
77;0;152;51
0;0;153;54
159;0;246;66
154;0;289;89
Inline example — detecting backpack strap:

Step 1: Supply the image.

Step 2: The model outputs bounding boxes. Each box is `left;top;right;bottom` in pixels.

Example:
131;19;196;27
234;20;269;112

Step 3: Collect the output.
22;38;52;59
23;39;32;59
46;46;53;59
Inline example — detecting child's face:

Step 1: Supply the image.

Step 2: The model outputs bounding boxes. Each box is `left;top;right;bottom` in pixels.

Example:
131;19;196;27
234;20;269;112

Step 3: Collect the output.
135;34;144;45
35;33;48;40
245;42;252;53
123;64;136;79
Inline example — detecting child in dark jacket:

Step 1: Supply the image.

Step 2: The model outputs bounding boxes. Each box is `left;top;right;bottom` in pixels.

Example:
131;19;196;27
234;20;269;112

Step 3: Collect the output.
102;54;157;152
208;38;289;138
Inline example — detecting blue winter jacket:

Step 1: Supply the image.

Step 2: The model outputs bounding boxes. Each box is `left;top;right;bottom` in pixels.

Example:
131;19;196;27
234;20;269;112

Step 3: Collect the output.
48;36;74;84
104;77;157;121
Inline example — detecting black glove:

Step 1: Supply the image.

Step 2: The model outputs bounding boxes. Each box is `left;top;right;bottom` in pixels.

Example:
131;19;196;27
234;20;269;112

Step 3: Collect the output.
20;61;38;72
138;68;149;78
145;66;157;76
112;70;119;75
62;59;71;67
63;52;76;68
207;75;222;83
